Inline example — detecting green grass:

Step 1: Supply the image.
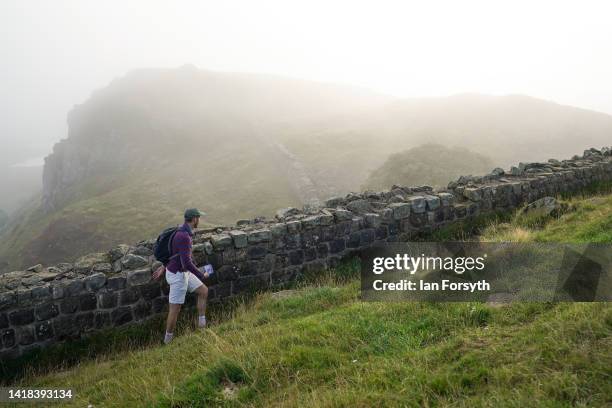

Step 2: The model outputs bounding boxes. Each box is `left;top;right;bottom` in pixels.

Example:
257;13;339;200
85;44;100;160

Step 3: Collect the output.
480;191;612;243
5;191;612;407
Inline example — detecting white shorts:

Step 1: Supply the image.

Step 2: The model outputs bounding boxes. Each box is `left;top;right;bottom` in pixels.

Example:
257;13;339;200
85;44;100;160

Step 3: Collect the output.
166;269;203;304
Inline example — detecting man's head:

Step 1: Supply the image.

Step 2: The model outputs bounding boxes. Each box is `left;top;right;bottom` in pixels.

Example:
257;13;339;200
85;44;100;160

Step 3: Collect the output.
184;208;205;228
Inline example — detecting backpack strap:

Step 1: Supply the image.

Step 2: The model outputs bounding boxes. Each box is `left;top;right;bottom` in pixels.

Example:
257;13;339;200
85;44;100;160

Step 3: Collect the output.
167;227;180;263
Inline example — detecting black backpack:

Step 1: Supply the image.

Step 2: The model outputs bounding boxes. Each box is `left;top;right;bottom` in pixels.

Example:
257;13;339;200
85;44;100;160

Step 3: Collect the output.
154;226;179;266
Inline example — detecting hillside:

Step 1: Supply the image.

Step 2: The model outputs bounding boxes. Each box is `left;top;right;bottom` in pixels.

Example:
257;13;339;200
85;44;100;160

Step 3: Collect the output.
2;66;612;272
9;191;612;407
275;93;612;194
362;144;495;190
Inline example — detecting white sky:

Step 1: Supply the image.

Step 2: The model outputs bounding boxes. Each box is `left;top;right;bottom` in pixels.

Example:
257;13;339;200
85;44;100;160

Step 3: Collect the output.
1;0;611;165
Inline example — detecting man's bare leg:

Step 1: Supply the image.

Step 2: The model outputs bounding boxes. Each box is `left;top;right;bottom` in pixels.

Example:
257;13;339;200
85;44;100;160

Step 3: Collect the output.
164;303;182;343
195;284;208;328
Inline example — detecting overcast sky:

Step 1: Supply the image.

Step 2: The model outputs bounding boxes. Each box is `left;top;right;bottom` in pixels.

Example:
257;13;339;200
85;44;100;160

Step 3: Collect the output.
1;0;611;166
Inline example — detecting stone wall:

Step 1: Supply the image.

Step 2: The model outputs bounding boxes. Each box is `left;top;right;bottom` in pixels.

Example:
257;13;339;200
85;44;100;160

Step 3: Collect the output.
1;147;611;360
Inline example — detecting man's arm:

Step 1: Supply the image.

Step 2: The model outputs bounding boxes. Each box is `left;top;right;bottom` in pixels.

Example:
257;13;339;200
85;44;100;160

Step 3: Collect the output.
175;232;206;281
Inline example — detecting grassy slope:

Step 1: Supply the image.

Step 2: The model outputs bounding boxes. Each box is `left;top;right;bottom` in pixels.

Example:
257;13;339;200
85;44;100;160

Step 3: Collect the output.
0;146;303;270
11;193;612;407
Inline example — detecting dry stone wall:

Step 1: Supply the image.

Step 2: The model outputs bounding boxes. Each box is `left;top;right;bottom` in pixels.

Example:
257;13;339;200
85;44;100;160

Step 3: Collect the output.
1;147;611;360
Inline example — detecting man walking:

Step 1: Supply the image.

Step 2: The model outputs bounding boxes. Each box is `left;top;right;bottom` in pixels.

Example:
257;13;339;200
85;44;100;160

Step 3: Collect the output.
163;208;211;344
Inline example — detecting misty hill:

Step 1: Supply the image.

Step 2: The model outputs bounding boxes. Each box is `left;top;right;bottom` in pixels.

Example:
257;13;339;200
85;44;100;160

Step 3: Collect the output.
1;66;612;272
276;93;612;196
362;144;495;190
0;209;7;229
0;164;42;214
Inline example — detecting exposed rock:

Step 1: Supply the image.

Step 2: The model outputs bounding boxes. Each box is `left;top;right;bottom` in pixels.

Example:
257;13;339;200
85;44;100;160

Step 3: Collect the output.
109;244;130;262
522;196;562;216
26;264;43;273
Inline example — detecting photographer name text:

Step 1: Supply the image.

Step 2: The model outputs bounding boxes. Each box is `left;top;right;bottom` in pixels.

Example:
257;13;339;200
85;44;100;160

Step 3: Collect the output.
372;279;490;292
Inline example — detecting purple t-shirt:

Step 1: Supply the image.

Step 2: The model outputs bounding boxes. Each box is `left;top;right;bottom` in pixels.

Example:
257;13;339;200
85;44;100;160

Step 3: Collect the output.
165;223;205;281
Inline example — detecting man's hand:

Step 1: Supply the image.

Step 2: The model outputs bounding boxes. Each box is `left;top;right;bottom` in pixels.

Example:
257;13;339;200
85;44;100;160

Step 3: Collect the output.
152;265;165;281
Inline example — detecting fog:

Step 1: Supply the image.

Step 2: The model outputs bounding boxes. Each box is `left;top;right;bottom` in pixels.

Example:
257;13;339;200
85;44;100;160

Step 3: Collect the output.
0;0;611;212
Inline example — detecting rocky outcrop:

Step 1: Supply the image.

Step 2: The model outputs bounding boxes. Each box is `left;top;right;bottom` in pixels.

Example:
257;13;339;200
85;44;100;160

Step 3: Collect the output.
1;147;611;360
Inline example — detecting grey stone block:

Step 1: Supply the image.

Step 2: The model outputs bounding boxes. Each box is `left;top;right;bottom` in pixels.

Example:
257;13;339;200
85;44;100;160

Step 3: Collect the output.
109;244;130;262
127;268;151;286
325;196;345;207
59;297;79;314
17;288;32;305
463;187;482;202
79;293;97;311
408;196;426;213
111;307;133;326
31;285;51;301
424;195;441;210
229;230;248;248
35;303;59;321
98;291;118;309
389;203;411;220
107;276;126;291
319;212;334;226
364;213;381;228
17;325;35;345
438;192;454;206
121;254;148;270
286;220;301;233
332;208;352;222
270;223;287;237
247;246;267;260
2;328;15;348
92;263;112;273
346;199;372;214
131;246;153;257
9;309;34;326
300;216;320;229
211;234;233;250
35;321;54;341
85;273;107;291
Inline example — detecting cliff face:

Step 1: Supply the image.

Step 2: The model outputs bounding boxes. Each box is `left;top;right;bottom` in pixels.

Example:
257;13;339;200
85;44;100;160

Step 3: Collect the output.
42;133;127;212
40;66;391;214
